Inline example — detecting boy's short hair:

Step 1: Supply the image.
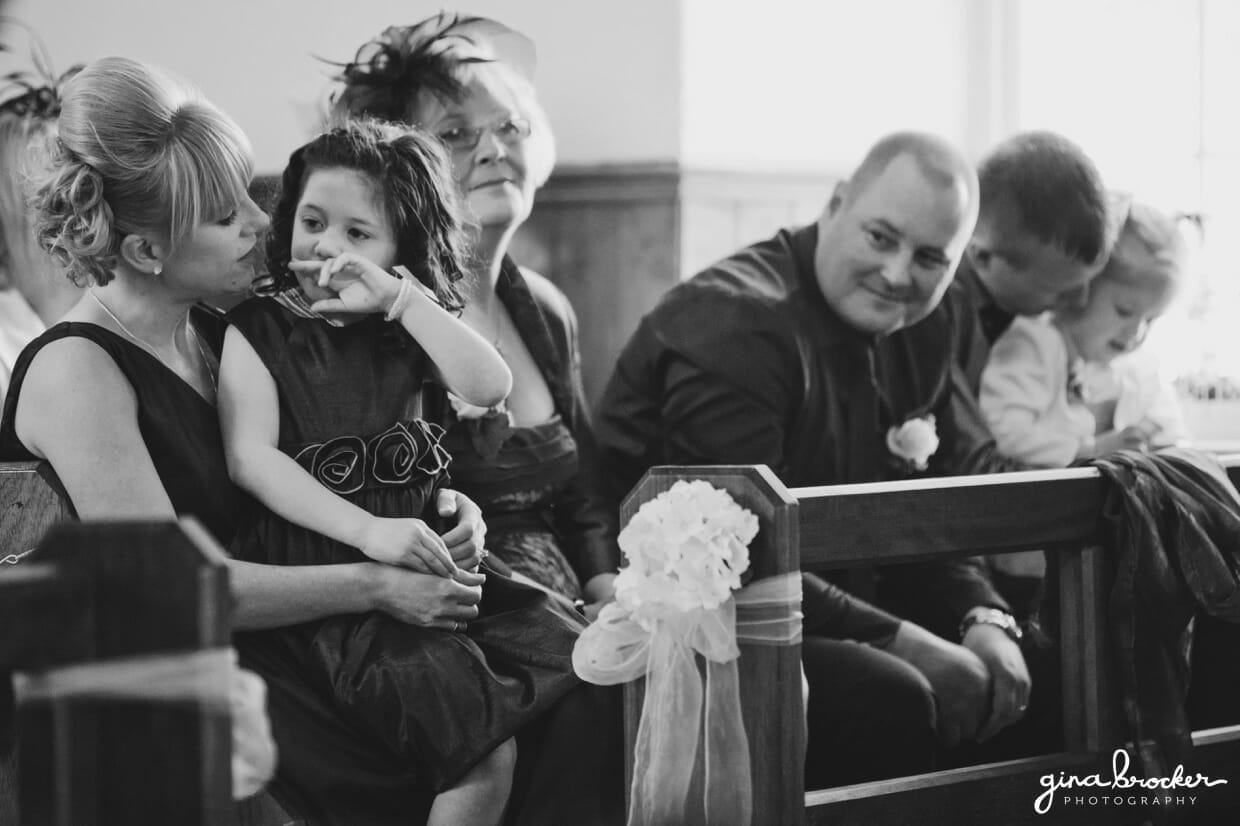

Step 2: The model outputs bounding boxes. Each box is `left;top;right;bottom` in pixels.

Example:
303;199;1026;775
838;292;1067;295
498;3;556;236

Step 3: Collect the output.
978;131;1112;265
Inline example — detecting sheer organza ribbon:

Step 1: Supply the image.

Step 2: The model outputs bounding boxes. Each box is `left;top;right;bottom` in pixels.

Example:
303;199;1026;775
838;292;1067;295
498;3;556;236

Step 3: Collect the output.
13;647;276;800
573;573;802;826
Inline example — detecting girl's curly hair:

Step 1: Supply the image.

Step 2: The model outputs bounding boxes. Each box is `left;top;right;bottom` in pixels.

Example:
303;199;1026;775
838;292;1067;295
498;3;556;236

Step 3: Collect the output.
266;118;468;311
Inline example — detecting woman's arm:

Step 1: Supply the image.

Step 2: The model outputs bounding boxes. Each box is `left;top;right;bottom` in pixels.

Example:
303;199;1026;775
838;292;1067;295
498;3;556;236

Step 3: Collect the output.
218;327;455;575
229;558;484;630
15;337;177;520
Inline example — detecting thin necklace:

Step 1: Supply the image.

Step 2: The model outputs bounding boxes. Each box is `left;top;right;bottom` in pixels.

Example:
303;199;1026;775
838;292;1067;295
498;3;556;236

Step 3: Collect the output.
88;289;217;392
472;292;506;355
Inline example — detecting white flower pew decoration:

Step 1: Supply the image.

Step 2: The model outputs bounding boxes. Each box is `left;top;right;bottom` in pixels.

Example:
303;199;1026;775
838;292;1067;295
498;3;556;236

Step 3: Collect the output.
573;479;802;826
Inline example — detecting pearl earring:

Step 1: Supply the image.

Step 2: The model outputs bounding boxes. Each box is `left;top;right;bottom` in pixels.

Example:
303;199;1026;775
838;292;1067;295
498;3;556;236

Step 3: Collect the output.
153;264;163;276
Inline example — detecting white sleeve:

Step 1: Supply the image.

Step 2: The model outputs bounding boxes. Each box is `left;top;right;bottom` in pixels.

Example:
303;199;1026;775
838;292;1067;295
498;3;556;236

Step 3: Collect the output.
980;321;1085;468
1117;353;1187;446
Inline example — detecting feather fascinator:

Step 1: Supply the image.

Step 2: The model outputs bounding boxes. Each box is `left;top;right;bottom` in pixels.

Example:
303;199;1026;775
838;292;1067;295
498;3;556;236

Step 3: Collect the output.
0;18;81;121
329;12;537;123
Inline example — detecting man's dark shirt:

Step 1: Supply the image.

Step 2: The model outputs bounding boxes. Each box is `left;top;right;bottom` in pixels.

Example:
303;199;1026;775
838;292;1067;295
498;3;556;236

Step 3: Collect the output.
596;225;1011;639
955;259;1017;350
942;259;1029;478
951;257;1022;394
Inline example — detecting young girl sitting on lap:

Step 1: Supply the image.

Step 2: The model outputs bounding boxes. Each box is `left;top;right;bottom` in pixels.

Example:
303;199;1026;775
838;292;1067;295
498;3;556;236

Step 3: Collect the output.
219;119;583;826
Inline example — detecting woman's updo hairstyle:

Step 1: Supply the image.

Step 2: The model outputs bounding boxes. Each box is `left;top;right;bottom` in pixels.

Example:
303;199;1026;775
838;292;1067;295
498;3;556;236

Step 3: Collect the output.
32;56;253;286
329;13;556;189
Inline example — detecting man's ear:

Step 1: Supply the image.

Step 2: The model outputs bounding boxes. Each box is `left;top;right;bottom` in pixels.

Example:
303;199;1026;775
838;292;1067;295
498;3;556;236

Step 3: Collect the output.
826;180;847;218
118;233;164;275
966;240;993;272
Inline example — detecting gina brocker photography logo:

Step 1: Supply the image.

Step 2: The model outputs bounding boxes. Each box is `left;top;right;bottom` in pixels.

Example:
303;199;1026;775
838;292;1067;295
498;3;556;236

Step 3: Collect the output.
1036;748;1228;815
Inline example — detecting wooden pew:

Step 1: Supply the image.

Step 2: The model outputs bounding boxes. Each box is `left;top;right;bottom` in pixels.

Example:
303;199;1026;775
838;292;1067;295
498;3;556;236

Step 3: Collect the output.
0;462;73;564
0;519;232;825
622;459;1240;825
0;463;301;826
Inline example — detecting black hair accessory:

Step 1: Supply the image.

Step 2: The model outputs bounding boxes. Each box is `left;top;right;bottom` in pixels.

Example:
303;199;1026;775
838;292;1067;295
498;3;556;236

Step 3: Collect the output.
325;12;535;121
0;17;82;120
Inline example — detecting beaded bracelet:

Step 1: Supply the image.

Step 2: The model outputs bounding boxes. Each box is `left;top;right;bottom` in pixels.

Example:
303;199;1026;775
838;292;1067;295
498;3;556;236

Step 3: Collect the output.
387;265;445;318
383;275;414;322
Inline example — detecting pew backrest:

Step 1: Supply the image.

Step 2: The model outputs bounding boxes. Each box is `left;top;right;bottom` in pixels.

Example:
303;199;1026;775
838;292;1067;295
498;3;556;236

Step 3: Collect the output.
621;457;1240;826
0;462;302;826
0;461;73;563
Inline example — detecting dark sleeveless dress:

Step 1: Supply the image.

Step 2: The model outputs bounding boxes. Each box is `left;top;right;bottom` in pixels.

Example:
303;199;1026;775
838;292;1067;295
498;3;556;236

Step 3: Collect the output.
428;259;620;603
225;299;584;795
0;309;239;543
1;302;623;826
438;412;584;600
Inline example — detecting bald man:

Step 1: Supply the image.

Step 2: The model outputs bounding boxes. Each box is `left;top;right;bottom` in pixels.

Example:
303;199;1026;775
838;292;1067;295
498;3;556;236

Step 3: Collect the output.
596;133;1032;784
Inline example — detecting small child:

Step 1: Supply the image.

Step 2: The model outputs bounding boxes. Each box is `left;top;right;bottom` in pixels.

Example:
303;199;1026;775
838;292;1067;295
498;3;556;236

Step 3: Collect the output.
219;120;582;825
981;201;1188;579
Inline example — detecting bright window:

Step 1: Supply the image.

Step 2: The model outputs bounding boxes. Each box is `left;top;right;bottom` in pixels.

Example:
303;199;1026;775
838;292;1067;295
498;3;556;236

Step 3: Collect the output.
1016;0;1239;390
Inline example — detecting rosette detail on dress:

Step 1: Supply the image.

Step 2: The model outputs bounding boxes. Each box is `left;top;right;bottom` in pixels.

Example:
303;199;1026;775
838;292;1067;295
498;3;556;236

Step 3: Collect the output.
293;420;450;495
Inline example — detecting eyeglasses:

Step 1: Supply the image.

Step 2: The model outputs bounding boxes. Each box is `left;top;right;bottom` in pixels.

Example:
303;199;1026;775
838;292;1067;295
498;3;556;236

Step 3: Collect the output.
435;116;531;153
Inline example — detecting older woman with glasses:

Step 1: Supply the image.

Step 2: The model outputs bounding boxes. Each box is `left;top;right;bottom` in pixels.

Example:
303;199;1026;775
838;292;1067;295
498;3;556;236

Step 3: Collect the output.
323;16;624;824
333;14;618;613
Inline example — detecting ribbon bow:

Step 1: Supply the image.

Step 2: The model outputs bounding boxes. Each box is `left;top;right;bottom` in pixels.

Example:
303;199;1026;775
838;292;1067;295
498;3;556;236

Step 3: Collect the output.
571;480;800;826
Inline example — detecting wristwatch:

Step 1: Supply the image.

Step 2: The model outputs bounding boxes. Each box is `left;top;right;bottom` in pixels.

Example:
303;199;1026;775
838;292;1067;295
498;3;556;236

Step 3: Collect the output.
959;606;1023;644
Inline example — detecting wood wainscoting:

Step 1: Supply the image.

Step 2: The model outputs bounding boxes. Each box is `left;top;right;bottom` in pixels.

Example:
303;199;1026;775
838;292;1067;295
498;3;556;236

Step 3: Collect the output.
512;163;835;405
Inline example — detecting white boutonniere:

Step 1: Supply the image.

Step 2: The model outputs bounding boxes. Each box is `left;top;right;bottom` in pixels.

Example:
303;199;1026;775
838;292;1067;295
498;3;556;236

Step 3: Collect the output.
886;415;939;472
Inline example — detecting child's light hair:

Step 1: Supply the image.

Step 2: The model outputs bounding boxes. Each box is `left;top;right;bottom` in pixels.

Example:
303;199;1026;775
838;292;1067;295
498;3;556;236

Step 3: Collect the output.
1100;201;1188;294
32;56;253;285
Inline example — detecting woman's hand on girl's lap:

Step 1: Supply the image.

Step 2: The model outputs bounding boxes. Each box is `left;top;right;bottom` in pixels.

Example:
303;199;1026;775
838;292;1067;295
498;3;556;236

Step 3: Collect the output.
436;489;488;567
367;564;484;629
360;516;458;576
288;254;401;316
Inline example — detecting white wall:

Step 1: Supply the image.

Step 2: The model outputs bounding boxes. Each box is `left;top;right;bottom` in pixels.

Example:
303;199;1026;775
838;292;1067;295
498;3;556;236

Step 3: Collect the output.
679;0;1008;173
7;0;1012;176
4;0;682;173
